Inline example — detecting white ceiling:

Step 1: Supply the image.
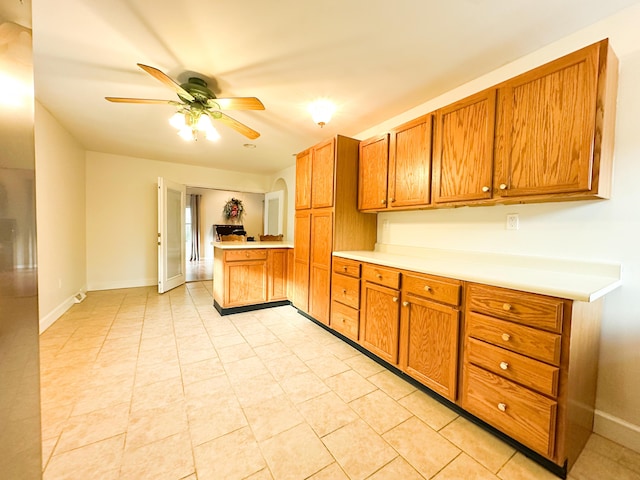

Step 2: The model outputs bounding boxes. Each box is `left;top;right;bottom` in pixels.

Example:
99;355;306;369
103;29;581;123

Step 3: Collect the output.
30;0;640;175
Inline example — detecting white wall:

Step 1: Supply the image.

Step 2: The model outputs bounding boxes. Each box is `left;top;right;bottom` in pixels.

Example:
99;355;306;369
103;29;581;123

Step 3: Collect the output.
271;164;296;242
85;151;271;290
187;187;265;259
356;5;640;452
34;102;86;332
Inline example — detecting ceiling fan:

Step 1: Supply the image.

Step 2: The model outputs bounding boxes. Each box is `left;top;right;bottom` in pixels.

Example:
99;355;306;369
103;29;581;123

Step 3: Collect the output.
105;63;264;140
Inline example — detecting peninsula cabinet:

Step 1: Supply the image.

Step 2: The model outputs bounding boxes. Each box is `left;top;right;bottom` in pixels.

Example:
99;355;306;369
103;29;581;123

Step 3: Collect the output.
359;114;433;211
494;39;618;201
432;89;496;204
293;135;377;325
213;246;291;314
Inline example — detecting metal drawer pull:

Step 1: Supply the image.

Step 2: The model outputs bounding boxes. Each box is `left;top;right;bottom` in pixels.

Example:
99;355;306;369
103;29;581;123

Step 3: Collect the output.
502;303;512;311
423;285;431;292
376;273;382;279
499;361;509;370
497;403;507;412
392;297;399;302
402;301;409;307
501;333;511;341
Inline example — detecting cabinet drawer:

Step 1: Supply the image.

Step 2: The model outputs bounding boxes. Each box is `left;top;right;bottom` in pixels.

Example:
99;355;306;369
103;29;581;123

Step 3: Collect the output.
362;264;400;289
402;273;461;306
224;249;268;262
467;284;564;333
333;257;361;278
332;273;360;309
330;301;359;341
467;312;561;366
464;364;557;457
467;337;559;397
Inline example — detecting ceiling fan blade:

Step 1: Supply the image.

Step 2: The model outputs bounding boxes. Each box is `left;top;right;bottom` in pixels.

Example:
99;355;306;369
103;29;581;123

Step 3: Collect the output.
105;97;174;105
213;112;260;139
137;63;195;102
208;97;265;110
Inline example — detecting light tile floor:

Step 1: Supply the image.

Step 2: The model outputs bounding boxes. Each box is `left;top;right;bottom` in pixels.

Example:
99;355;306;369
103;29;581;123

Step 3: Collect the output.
39;282;640;480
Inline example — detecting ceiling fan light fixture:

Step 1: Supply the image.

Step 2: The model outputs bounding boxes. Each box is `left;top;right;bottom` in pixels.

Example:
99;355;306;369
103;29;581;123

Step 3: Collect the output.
177;126;196;141
205;125;221;141
308;99;336;127
169;111;186;129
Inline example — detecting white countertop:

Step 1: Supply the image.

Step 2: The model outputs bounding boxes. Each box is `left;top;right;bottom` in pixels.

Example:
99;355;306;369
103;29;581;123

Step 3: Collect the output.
333;245;621;302
213;241;293;250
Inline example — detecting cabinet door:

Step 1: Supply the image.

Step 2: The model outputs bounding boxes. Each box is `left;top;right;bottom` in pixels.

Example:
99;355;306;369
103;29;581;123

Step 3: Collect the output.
268;249;288;301
389;114;432;208
399;295;459;400
295;149;312;209
358;134;389;211
311;138;335;209
293;210;311;312
360;281;401;364
224;261;267;306
309;210;333;325
433;89;496;203
495;43;599;197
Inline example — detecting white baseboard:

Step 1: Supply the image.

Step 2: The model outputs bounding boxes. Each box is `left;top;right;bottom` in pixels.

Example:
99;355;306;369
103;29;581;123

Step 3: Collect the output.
594;409;640;454
39;294;76;334
86;278;156;291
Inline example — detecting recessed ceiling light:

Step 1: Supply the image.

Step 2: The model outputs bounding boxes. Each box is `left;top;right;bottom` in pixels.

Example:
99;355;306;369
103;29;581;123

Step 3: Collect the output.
243;143;256;149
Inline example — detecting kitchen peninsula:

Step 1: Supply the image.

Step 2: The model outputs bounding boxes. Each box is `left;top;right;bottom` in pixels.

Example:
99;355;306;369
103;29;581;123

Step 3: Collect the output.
213;241;293;315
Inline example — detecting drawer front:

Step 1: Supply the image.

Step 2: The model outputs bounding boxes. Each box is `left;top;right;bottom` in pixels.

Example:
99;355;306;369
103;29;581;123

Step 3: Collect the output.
402;273;461;306
467;284;564;333
467;337;559;397
330;301;359;341
332;273;360;309
225;249;268;262
362;263;400;289
333;257;361;278
467;312;562;366
463;364;557;457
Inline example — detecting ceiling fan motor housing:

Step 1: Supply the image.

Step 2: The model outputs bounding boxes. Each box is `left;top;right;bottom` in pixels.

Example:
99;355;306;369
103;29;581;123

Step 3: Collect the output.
179;77;216;104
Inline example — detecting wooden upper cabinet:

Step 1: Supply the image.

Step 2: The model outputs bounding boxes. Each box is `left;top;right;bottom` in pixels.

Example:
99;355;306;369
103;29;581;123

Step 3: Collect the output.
358;134;389;211
311;138;336;209
295;149;312;210
433;89;496;203
389;114;432;208
495;40;611;198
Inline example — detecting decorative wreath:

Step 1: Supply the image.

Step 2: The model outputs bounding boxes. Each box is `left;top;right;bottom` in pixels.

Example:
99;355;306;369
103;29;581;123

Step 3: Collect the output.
223;197;245;221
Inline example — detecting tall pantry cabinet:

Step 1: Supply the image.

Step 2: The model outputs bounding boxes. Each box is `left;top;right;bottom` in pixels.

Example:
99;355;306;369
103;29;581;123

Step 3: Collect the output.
293;135;377;325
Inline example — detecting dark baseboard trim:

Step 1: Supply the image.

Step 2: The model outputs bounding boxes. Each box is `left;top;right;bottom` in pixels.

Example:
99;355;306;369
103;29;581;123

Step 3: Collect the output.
214;299;291;316
295;308;568;480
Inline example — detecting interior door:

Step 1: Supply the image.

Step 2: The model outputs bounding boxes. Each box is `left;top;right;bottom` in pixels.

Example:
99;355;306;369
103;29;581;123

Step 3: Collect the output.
158;177;186;293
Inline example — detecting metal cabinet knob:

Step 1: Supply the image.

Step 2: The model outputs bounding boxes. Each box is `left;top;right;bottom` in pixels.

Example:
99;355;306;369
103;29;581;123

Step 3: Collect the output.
342;266;348;272
501;333;511;341
381;199;387;204
392;297;399;302
482;186;490;192
376;273;382;279
423;285;431;292
503;303;512;311
402;301;409;307
390;198;395;203
500;361;509;370
342;289;347;294
499;183;508;190
497;403;507;412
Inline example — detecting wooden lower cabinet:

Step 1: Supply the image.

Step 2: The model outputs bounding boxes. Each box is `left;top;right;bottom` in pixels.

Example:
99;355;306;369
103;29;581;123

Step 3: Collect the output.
461;283;603;472
399;294;460;401
360;280;401;364
213;247;290;312
324;259;602;475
